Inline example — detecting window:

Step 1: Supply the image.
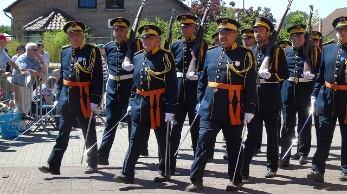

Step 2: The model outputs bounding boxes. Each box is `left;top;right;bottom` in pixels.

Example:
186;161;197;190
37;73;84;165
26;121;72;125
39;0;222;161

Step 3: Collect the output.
79;0;97;8
106;0;124;9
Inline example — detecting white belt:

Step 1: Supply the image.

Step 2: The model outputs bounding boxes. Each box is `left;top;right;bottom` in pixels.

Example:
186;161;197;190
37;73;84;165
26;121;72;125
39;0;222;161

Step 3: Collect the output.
108;74;133;81
176;72;184;78
259;79;279;84
287;77;312;83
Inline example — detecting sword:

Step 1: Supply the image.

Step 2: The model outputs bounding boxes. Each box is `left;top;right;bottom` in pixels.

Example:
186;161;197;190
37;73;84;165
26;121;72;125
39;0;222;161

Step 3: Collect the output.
164;120;172;178
281;112;313;160
231;123;248;184
81;111;94;165
174;113;199;157
83;113;129;156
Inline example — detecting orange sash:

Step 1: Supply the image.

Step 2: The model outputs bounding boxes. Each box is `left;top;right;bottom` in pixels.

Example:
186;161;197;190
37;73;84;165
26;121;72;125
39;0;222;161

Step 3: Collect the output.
63;80;91;118
136;88;166;129
208;82;244;125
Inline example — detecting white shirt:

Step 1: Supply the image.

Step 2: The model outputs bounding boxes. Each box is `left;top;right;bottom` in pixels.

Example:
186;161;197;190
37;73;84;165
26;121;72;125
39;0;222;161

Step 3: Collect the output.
0;49;11;71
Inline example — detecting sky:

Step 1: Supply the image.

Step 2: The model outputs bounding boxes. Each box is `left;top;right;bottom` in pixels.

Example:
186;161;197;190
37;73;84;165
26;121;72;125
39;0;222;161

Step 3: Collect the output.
0;0;347;26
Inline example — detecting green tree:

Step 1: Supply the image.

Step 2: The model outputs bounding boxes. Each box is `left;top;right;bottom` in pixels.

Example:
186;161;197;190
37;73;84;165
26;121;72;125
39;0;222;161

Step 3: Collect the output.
0;25;11;34
42;30;69;63
278;9;320;41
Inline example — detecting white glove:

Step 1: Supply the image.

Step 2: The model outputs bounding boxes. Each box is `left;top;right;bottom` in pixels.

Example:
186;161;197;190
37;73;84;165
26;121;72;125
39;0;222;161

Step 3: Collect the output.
126;106;132;115
165;113;175;122
310;97;316;114
258;69;271;79
244;113;254;124
90;103;99;111
186;72;199;81
195;103;200;112
303;71;315;80
122;57;134;71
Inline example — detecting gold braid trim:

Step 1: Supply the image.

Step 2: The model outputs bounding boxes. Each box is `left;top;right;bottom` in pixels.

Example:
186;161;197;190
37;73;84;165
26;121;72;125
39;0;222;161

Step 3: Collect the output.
77;48;95;75
226;51;253;78
146;53;172;84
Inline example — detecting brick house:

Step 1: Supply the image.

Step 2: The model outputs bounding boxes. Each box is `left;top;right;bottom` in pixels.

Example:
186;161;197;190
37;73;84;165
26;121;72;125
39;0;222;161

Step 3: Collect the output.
3;0;190;41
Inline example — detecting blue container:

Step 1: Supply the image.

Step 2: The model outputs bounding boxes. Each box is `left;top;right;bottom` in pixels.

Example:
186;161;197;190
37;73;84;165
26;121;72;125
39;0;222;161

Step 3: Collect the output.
0;111;21;139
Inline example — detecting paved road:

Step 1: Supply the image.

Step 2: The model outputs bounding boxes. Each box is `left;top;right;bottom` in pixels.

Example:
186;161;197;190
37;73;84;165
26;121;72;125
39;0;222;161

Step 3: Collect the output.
1;119;346;193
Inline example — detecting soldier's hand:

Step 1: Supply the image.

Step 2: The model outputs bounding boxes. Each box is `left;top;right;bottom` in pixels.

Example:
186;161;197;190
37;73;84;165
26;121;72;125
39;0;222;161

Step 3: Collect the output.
126;106;132;115
122;57;134;71
310;97;316;114
165;113;174;122
195;103;200;112
186;72;198;81
303;71;315;80
244;113;254;124
258;69;271;79
90;103;99;112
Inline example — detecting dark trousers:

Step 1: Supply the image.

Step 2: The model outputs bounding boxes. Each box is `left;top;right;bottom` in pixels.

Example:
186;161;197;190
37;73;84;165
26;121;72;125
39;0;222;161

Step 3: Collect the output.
98;90;131;159
48;112;97;169
190;118;243;183
243;110;279;175
281;105;312;160
170;101;199;172
312;114;347;174
122;121;168;179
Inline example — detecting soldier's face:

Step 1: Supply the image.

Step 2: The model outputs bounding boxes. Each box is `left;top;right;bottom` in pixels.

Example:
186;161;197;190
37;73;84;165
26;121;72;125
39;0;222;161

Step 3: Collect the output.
219;29;237;47
142;35;160;52
291;33;305;48
254;26;269;44
68;31;84;48
181;24;196;39
113;26;128;42
242;36;256;48
336;26;347;44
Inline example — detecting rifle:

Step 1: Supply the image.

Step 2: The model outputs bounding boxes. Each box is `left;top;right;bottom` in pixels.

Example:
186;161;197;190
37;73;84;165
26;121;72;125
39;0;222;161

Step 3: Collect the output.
303;5;314;73
259;0;294;72
164;9;176;50
187;0;211;74
125;0;146;63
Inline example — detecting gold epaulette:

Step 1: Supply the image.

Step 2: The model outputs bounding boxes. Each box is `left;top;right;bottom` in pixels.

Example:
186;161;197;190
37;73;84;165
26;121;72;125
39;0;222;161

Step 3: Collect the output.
134;49;144;56
208;45;219;50
62;45;71;50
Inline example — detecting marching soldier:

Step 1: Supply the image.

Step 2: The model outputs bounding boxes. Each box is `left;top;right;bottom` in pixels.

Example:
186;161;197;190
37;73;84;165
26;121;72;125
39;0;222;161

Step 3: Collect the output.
280;24;321;166
307;16;347;182
242;17;288;180
39;21;103;175
241;28;256;49
185;18;256;192
97;17;144;165
170;14;207;173
312;31;323;49
113;24;177;183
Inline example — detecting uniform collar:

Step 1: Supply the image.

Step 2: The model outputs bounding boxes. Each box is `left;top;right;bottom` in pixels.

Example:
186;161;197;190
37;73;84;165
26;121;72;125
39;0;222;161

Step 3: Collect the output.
145;47;160;56
223;42;238;51
72;42;86;50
